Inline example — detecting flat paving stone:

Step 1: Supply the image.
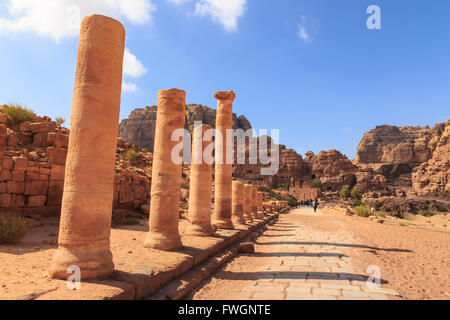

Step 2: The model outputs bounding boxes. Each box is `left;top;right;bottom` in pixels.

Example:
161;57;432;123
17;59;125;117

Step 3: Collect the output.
189;208;396;300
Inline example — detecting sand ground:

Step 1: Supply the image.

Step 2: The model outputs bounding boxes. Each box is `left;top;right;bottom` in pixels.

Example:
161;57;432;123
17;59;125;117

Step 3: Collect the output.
189;207;449;300
0;207;449;300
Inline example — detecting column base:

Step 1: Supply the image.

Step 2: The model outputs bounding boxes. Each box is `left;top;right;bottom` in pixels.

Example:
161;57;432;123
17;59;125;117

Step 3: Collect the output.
243;214;253;223
251;212;260;220
232;215;247;225
144;231;182;251
213;219;234;230
185;223;217;237
49;240;114;280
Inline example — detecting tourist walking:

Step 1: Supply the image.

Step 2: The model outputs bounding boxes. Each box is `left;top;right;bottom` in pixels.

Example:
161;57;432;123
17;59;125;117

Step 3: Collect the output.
313;200;318;213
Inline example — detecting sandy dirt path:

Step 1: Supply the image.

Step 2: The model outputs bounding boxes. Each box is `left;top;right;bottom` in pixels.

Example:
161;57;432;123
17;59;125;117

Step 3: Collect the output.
189;207;449;300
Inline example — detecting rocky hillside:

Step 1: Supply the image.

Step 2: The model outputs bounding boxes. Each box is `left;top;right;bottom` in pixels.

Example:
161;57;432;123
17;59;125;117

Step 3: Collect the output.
353;121;450;196
118;103;449;198
119;104;252;152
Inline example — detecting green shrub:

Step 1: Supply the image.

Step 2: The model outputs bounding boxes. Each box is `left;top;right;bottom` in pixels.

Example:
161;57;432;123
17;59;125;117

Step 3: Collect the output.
355;204;370;217
141;148;148;153
3;104;36;125
311;178;323;190
340;185;350;200
376;212;386;218
422;211;435;217
352;200;363;207
55;117;66;127
374;201;384;210
111;216;140;228
287;197;298;207
124;149;138;164
437;207;447;213
0;215;28;244
350;186;362;200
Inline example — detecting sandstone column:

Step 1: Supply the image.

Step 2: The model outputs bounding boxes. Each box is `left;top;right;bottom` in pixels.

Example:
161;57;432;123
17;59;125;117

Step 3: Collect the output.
49;15;125;280
250;185;259;219
213;91;236;229
231;181;246;225
258;192;265;217
186;124;216;237
144;89;186;251
243;184;253;222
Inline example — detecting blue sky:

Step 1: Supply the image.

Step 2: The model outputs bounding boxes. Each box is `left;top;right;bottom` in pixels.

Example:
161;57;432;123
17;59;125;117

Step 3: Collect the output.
1;0;449;159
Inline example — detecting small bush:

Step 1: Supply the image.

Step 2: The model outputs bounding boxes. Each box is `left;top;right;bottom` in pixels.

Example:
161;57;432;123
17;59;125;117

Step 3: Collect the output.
55;117;66;127
124;149;138;164
374;201;384;210
340;185;350;200
287;197;298;207
352;200;363;207
376;212;386;218
350;186;362;200
3;104;36;125
141;148;148;153
0;215;28;244
355;204;370;217
311;178;323;190
437;207;447;213
422;211;435;217
111;216;140;228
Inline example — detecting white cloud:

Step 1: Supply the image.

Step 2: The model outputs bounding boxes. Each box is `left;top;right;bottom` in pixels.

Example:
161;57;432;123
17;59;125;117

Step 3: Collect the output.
0;0;156;41
297;15;312;43
122;48;147;93
123;48;147;78
123;81;138;92
195;0;247;32
167;0;247;32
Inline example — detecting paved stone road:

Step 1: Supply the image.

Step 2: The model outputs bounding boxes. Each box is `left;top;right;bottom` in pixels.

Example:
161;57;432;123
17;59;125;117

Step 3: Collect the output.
189;208;400;300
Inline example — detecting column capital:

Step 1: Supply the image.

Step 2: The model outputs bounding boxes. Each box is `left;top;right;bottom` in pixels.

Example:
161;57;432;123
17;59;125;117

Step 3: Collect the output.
214;90;236;101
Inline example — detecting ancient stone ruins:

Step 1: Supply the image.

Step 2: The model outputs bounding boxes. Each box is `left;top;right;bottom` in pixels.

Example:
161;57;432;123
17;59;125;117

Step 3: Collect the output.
0;14;449;301
0;15;284;281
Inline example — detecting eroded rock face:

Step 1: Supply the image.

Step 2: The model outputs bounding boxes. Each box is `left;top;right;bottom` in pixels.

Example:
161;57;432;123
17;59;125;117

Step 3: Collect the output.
355;125;434;165
411;121;450;195
119;104;252;152
303;150;358;192
353;121;450;195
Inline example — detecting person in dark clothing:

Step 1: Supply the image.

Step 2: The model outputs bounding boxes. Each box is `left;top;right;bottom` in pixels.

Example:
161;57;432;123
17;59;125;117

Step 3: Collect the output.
313;199;318;213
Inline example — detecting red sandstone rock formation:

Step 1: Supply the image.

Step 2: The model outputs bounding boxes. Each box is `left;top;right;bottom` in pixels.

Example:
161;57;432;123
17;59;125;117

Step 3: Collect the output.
118;104;252;152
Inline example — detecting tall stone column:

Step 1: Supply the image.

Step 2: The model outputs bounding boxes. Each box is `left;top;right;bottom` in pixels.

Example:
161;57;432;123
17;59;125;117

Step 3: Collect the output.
231;181;246;225
250;185;259;219
243;184;253;222
213;91;236;230
186;124;216;237
49;15;125;280
144;89;186;251
258;192;265;217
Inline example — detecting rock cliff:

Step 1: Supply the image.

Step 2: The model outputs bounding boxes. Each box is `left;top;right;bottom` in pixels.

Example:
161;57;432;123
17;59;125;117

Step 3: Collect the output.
119;104;252;152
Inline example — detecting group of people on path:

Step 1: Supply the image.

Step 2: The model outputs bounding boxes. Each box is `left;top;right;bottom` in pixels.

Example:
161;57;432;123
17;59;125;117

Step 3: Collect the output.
299;199;319;212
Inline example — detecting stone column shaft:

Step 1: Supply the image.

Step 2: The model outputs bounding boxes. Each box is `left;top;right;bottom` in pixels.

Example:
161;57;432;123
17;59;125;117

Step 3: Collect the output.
50;14;125;280
243;184;253;222
213;91;236;230
250;185;259;219
144;89;186;251
257;192;265;217
232;181;245;225
186;124;215;236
